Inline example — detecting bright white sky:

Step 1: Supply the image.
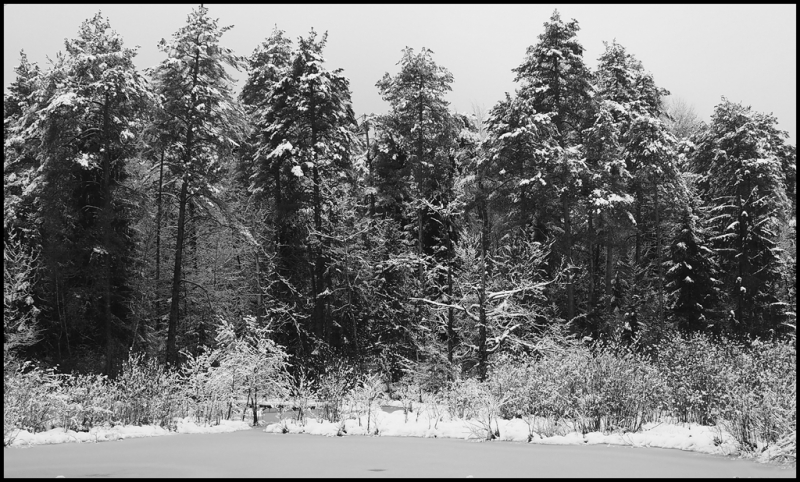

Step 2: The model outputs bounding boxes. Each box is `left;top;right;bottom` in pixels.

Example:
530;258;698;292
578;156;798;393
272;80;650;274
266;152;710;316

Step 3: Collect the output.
4;4;797;144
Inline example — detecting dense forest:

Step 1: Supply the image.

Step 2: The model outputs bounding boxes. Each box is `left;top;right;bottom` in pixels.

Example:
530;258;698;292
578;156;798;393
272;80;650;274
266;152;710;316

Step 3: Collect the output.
5;5;796;375
4;7;796;456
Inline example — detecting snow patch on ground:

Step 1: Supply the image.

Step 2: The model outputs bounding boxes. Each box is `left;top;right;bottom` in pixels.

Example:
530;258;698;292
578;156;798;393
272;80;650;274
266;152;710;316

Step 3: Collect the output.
8;417;250;447
2;406;753;461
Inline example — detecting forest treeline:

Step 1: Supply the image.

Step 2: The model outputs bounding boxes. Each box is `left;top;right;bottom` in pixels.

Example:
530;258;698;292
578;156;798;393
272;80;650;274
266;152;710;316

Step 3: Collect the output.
4;7;796;381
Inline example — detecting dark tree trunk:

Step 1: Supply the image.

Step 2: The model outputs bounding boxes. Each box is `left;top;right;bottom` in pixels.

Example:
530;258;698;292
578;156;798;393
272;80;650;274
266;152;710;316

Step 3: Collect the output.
167;46;200;367
588;211;596;309
634;186;643;274
101;93;114;376
477;167;490;381
167;178;189;366
155;149;165;329
605;225;614;309
654;182;664;326
562;194;575;321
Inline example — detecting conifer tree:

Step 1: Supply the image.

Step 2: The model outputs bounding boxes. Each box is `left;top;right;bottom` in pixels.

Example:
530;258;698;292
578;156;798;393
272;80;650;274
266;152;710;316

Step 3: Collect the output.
506;10;594;322
375;47;456;283
9;13;151;373
150;5;244;365
248;29;356;352
690;99;791;338
665;182;722;333
239;26;295;329
590;40;679;340
4;51;42;242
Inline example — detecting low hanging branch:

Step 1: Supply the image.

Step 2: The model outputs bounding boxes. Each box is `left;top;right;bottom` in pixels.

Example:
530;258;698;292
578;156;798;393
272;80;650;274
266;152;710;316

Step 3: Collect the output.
410;280;550;323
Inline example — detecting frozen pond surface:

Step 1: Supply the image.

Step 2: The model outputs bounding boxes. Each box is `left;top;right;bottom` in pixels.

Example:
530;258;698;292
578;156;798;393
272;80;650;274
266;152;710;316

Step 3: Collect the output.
4;428;796;478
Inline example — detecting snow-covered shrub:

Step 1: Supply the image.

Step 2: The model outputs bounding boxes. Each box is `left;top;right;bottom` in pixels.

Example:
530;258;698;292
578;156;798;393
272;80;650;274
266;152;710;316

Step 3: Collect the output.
349;372;384;433
654;331;739;424
3;357;61;445
114;351;183;428
394;379;422;423
567;344;667;434
316;360;354;423
57;373;113;431
288;367;315;427
719;339;796;458
448;377;505;440
181;348;225;425
421;390;444;429
180;317;291;427
211;317;290;425
486;354;529;420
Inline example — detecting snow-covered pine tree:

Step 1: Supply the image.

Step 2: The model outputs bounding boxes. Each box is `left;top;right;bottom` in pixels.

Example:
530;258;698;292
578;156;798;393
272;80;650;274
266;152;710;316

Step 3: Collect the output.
238;26;297;338
690;98;791;338
591;40;679;342
250;28;357;351
4;51;42;243
13;13;152;374
375;47;456;284
581;99;633;334
665;180;723;334
150;5;244;365
509;10;594;322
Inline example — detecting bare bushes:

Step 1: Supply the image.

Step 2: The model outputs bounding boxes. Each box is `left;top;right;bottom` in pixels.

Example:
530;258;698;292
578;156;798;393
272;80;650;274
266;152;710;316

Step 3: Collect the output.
718;339;796;459
3;358;60;445
3;316;292;441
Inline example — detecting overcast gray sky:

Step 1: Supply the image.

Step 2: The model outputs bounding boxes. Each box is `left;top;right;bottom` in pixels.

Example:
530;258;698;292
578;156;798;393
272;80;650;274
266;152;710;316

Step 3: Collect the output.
4;4;797;144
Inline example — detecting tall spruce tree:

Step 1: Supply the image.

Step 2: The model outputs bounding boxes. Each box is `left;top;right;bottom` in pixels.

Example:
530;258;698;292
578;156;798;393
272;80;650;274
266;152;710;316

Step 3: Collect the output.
690;99;791;338
507;10;594;322
249;29;356;354
150;5;244;365
375;47;456;281
11;13;150;373
590;40;679;341
665;177;723;333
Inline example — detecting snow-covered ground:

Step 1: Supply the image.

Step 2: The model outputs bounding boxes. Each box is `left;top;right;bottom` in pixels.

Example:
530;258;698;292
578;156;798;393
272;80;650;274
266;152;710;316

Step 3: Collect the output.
4;402;788;465
8;417;250;446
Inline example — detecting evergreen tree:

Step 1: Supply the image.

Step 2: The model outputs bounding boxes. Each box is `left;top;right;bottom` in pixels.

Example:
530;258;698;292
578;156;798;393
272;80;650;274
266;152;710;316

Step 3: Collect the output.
16;13;151;374
246;28;356;357
507;10;594;322
590;40;679;342
375;47;456;281
4;51;43;244
665;181;722;333
150;5;244;365
239;26;296;332
690;98;791;338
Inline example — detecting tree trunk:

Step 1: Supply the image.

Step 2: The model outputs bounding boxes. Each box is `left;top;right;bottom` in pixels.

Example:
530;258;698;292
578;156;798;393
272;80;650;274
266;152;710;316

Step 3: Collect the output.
312;165;326;341
254;249;263;322
101;93;114;376
188;199;198;272
447;219;454;363
166;46;200;367
634;186;643;273
477;168;490;381
167;178;189;366
654;182;664;326
155;149;165;330
562;194;575;321
588;211;596;309
365;119;375;217
605;224;614;309
736;189;746;329
446;154;455;364
478;225;487;381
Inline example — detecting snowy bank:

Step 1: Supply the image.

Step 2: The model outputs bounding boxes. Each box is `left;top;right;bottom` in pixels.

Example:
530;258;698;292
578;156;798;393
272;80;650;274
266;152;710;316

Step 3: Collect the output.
8;417;251;447
6;405;788;465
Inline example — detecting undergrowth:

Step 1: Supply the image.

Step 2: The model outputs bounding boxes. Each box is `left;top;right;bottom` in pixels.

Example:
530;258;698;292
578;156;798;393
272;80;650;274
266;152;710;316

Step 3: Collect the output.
4;328;795;465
